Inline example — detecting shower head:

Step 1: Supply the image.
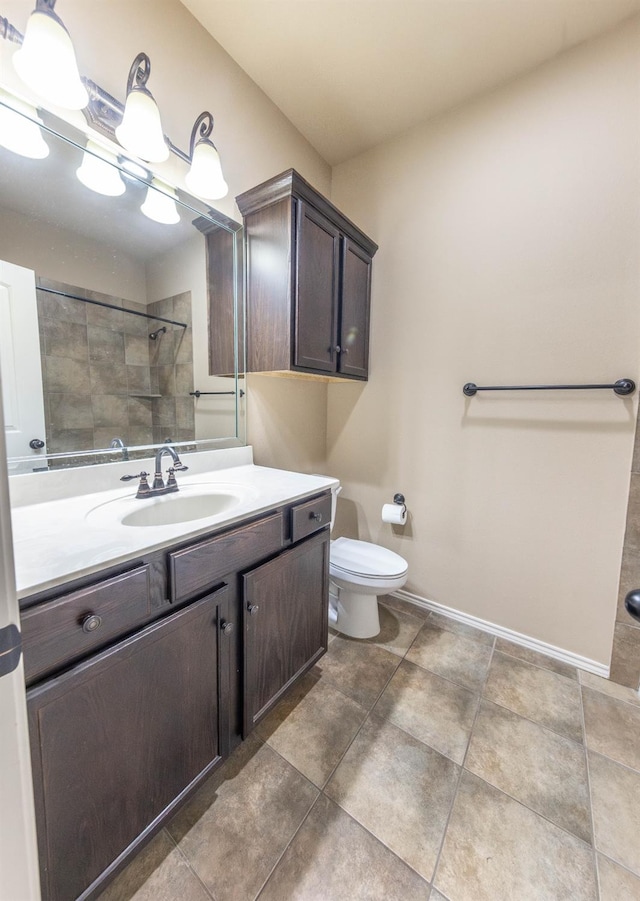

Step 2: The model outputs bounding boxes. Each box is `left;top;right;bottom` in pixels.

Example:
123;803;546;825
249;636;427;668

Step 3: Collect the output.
149;326;167;340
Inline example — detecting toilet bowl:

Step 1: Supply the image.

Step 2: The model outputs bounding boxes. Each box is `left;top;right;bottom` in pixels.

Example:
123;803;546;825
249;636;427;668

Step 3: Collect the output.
328;485;408;639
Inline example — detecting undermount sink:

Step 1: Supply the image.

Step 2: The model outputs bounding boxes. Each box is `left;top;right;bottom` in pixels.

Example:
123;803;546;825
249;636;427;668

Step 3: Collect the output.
87;484;252;529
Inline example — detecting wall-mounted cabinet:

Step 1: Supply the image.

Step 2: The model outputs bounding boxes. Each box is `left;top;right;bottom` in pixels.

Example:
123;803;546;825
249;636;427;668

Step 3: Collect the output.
236;169;378;381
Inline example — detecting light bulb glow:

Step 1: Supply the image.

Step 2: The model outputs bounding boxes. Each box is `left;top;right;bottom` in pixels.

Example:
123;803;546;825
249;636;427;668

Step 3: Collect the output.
0;98;49;159
185;140;228;200
115;88;169;163
12;9;88;110
76;142;126;196
141;179;180;225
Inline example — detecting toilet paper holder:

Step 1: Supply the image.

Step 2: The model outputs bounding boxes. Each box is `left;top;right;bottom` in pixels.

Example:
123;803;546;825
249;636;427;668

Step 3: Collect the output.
393;493;405;507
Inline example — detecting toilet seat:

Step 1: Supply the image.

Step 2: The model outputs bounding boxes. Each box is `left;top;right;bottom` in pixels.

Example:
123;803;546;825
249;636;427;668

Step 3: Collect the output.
330;537;408;580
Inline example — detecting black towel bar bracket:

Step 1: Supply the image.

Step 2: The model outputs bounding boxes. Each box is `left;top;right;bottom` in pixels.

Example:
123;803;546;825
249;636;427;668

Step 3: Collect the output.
463;379;636;397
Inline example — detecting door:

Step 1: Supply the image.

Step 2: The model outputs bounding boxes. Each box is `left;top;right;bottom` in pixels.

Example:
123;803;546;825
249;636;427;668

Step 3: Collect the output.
338;238;372;379
0;261;47;472
243;530;329;734
28;585;228;901
294;200;340;374
0;368;41;900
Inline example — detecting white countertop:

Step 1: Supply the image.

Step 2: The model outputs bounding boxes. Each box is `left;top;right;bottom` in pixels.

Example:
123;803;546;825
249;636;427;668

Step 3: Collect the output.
10;447;338;600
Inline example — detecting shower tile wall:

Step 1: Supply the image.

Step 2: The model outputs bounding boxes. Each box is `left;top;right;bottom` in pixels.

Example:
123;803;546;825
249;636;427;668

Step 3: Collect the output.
37;278;194;459
147;293;195;445
612;402;640;690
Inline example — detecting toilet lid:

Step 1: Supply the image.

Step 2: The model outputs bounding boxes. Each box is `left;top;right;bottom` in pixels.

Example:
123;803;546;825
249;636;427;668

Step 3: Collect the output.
331;537;408;579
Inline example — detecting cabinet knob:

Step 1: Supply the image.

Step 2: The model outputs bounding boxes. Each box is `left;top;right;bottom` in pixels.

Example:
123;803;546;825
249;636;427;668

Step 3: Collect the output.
247;604;260;616
310;512;323;523
220;620;234;635
29;438;45;449
81;614;102;634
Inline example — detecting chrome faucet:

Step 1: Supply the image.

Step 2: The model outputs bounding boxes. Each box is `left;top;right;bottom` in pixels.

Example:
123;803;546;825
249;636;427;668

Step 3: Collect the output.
120;446;189;498
109;437;129;461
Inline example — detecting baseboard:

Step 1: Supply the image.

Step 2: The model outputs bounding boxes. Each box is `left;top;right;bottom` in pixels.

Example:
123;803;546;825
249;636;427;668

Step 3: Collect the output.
392;589;610;679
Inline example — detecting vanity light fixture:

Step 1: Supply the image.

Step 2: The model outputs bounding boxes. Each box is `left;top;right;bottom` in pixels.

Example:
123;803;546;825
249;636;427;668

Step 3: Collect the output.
0;15;229;199
76;140;126;197
115;53;169;163
0;94;49;159
140;178;180;225
185;112;228;200
12;0;88;111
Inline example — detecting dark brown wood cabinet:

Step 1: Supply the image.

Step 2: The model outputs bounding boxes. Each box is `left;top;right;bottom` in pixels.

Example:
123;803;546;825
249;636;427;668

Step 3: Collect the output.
236;169;377;381
22;491;331;900
28;583;230;901
243;529;329;733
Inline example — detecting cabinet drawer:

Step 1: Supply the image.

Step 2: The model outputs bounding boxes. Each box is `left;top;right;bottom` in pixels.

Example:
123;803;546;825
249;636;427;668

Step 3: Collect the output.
290;493;332;543
169;512;284;603
21;566;152;684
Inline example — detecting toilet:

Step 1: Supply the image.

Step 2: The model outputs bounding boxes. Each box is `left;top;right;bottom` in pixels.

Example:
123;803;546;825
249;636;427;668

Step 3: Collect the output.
329;485;408;639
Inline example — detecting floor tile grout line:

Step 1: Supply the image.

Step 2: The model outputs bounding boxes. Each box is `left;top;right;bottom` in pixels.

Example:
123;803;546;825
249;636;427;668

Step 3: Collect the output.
429;636;496;892
162;826;219;901
460;765;596;850
578;674;601;899
316;790;433;891
587;745;640;778
578;670;640;708
259;719;436;891
252;791;321;901
492;647;579;683
598;851;640;883
479;690;585;747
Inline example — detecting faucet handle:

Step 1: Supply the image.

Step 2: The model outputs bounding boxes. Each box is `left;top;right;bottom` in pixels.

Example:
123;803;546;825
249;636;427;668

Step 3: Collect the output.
120;471;151;498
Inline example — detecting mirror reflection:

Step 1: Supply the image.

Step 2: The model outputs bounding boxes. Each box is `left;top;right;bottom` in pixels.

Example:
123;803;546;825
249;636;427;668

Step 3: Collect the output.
0;103;245;474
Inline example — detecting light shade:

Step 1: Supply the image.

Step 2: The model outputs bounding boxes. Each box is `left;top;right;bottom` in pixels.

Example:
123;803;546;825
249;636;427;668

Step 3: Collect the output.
12;5;88;110
185;140;228;200
0;97;49;159
115;53;169;163
76;141;125;196
141;179;180;225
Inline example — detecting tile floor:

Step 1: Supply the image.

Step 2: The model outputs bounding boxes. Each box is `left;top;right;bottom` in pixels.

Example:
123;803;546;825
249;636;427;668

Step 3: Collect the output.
99;597;640;901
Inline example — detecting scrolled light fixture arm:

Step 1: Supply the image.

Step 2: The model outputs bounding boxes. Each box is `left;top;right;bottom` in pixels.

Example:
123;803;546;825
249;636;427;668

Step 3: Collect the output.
127;52;152;95
190;111;215;156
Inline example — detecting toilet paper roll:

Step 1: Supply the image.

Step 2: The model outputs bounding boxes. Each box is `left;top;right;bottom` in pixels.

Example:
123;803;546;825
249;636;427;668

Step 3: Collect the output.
382;503;407;525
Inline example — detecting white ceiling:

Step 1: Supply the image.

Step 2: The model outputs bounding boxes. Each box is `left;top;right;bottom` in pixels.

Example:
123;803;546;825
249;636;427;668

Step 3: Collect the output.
180;0;640;165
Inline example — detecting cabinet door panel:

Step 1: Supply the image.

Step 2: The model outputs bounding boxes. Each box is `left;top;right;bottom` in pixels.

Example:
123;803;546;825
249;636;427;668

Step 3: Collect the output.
243;531;329;733
339;237;372;379
28;587;227;901
294;200;340;373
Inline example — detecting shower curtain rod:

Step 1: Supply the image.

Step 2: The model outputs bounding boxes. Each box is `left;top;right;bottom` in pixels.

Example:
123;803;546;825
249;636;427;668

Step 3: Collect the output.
463;379;636;397
38;286;188;329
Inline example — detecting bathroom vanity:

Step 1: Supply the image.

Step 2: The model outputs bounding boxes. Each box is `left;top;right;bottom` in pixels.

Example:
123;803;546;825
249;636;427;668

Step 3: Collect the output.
12;449;335;901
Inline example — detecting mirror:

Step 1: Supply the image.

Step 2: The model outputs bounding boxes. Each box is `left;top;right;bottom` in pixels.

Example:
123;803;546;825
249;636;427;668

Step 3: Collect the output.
0;100;245;474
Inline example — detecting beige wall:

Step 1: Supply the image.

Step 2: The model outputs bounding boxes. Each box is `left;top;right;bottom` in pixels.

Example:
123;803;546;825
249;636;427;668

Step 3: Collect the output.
327;19;640;665
0;206;146;300
3;0;331;470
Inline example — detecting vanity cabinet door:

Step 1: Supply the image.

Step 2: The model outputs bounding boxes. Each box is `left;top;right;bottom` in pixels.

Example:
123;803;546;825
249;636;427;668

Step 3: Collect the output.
243;530;329;735
27;584;231;901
